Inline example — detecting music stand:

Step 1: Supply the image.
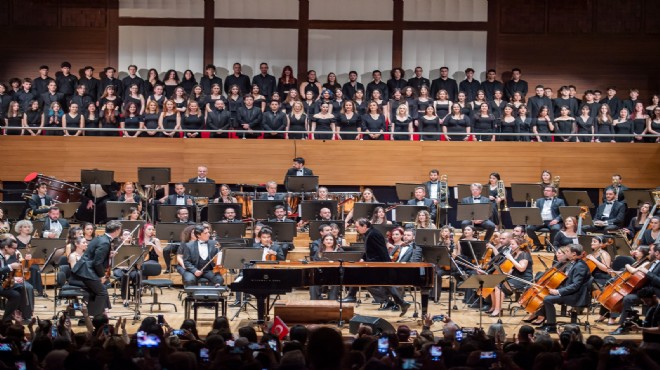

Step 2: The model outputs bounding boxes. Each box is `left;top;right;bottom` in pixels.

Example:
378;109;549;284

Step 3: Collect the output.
209;222;247;239
321;252;362;262
415;229;442;246
262;222;297;242
344;244;364;252
185;182;216;198
155;223;189;242
624;190;653;208
138;167;171;223
394;205;428;224
457;184;488;200
352;202;385;221
221;247;262;269
252;200;287;220
301;200;338;220
56;202;80;220
106;201;138;220
509;207;543;226
113;245;143;269
511;183;543;206
458;274;507;329
0;201;26;221
372;223;398;238
563;191;594;207
285;175;319;194
158;205;195;222
457;204;491;223
80;169;114;225
460;240;487;263
207;203;243;223
421;246;453;308
309;220;344;240
395;183;423;202
559;206;593;225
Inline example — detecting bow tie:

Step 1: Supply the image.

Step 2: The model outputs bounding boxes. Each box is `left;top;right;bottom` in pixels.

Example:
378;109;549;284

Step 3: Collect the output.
606;202;613;205
473;198;480;200
198;178;205;182
199;242;207;246
545;198;552;201
50;220;58;223
177;195;184;198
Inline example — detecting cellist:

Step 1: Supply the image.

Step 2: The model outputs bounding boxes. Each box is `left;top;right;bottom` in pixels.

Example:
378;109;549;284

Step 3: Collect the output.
586;236;614;324
523;246;572;324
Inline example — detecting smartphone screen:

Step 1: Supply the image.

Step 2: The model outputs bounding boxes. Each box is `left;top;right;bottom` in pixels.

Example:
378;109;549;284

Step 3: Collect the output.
157;315;164;325
199;348;209;362
377;337;389;353
480;351;497;359
51;326;58;338
268;340;277;351
455;330;463;342
0;343;13;351
402;359;418;370
14;361;26;370
610;347;630;356
430;345;442;361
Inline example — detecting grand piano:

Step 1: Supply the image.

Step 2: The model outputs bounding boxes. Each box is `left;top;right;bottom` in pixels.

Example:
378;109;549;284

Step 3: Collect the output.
230;261;435;323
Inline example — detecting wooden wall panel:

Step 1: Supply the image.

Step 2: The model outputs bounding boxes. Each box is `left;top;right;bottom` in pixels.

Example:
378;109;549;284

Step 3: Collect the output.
498;0;545;34
0;138;657;189
13;0;59;27
595;0;641;34
547;0;592;34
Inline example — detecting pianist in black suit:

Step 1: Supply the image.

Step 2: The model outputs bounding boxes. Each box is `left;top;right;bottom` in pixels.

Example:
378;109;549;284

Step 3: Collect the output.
583;189;626;233
460;183;497;242
181;225;224;287
25;182;53;219
406;186;436;221
259;181;286;201
188;165;216;183
283;157;314;189
355;218;411;316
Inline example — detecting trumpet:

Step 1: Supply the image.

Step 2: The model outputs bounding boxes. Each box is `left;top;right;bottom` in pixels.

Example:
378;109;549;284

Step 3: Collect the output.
552;175;560;190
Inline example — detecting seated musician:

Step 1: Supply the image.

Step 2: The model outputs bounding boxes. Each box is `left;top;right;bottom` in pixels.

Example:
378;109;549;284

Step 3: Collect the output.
188;165;216;183
622;202;651;240
118;182;143;213
317;207;333;222
14;220;45;297
407;186;437;221
181;224;224;287
259;181;285;200
68;236;88;268
214;184;238;204
173;225;197;276
316;186;331;201
536;244;591;333
310;234;343;300
460;225;479;241
78;180;118;224
586;236;615;324
354;218;411;316
163;207;194;273
460;183;496;241
612;241;660;335
604;174;628;203
398;228;423;263
526;186;565;251
283;157;314;188
254;227;285;261
0;209;8;233
330;223;349;247
112;228;140;307
414;210;436;229
386;227;406;260
269;205;293;223
344;188;379;228
124;206;141;221
640;216;660;245
485;237;532;317
525;245;572;324
370;206;392;225
310;223;333;258
161;183;194;206
583;189;627;233
511;225;528;242
553;216;579;247
25;182;53;219
42;207;70;238
0;236;34;321
221;207;241;223
625;287;660;330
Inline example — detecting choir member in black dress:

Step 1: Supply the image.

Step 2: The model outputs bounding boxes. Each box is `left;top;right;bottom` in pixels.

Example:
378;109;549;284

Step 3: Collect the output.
262;101;287;139
532;106;554;142
99;101;120;136
200;64;222;95
646;94;659;117
407;66;431;94
206;99;231;138
121;64;144;99
337;100;361;140
472;103;497;141
251;84;267;112
323;72;342;92
386;89;406;122
98;85;122;114
417;105;441;141
489;90;507;122
554;106;577;142
63;102;85;136
314;89;334;115
224;63;251;95
554;86;579;117
503;68;528;102
511;91;525;114
182;101;204;138
141;100;161;138
206;83;226;113
342;71;364;100
459;67;481;102
387;67;407;93
146;84;166;111
366;70;389;101
180;69;197;95
354;89;367;116
415;85;433;121
390;104;413;141
622;201;651;240
469;90;488;114
300;70;322;101
70;84;93;115
159;100;181;138
124;83;145;115
171;86;188;114
595;104;614;143
402;86;417;117
226;85;243;128
361;101;386;140
44;101;65;136
647;107;660;143
252;63;276;99
4;101;23;135
498;104;518;141
281;89;300;115
189;84;205;107
277;65;298;97
99;67;122;102
55;62;78;105
237;95;262;139
83;102;99;136
120;102;142;138
444;103;471;141
480;69;503;101
40;80;65;112
631;102;649;142
303;90;316;117
433;90;451;120
286;101;308;140
332;88;345;118
311;102;335;140
613;108;634;143
15;79;38;112
576;105;595;142
430;66;458;101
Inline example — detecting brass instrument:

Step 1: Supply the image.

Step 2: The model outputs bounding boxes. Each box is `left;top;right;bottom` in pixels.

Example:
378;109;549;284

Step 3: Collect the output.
439;175;451;209
551;175;560;190
612;177;621;200
497;180;508;211
26;203;58;221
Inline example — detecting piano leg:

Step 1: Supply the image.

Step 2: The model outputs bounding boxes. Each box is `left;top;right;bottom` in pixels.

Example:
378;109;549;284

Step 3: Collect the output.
421;290;430;318
256;295;267;324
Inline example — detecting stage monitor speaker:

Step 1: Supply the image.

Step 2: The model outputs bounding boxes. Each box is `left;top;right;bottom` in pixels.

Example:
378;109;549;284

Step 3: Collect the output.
348;315;395;335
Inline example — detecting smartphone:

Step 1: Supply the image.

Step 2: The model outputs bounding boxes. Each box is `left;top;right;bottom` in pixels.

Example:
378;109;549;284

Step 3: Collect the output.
157;315;164;325
410;330;418;338
103;325;110;336
268;340;277;351
430;345;442;361
172;329;185;336
137;331;161;348
455;330;463;342
0;343;13;351
14;361;26;370
226;340;235;347
402;359;418;370
199;348;209;362
73;303;82;310
480;351;497;359
377;337;389;354
431;314;445;322
610;346;630;356
248;342;264;350
51;326;58;338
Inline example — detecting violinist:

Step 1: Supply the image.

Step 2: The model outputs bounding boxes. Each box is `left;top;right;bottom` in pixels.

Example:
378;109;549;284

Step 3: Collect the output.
68;236;87;269
14;220;45;297
309;234;342;300
587;236;614;324
553;216;579;247
486;237;532;317
256;227;285;262
622;202;651;240
537;244;591;333
330;223;349;247
398;229;423;263
431;226;460;301
112;227;144;307
640;216;660;246
387;227;406;261
0;237;34;321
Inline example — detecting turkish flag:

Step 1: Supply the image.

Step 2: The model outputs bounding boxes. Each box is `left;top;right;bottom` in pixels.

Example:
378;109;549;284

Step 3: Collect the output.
270;316;289;340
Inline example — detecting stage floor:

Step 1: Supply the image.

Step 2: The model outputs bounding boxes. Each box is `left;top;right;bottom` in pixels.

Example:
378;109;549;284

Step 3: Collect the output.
36;286;642;341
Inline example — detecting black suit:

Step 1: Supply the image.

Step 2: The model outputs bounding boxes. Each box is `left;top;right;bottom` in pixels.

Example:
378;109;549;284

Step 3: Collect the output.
459;196;497;241
407;77;431;93
42;217;70;238
283;167;314;189
181;240;223;286
258;193;286;201
262;110;287;139
342;82;365;100
430;77;458;102
543;259;591;325
162;194;195;205
619;260;660;325
72;234;112;316
78;183;119;223
526;197;566;248
583;201;626;233
0;254;33;320
362;227;407;307
396;243;423;263
252;74;277;99
237;106;263;138
206;108;231;138
603;185;629;203
25;194;54;219
188;177;216;184
407;197;436;221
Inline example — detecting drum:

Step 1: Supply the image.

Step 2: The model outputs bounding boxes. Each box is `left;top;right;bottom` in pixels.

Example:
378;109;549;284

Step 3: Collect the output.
24;173;84;203
235;194;253;218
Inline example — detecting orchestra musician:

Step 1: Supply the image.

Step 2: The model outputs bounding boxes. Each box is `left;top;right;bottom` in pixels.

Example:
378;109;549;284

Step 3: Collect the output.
344;188;378;228
14;220;46;297
72;220;123;317
536;243;591;333
221;207;241;223
487;173;504;225
118;182;143;213
316;186;331;201
430;226;459;301
611;241;660;335
424;169;448;224
181;224;224;287
188;165;216;183
269;205;293;223
540;170;553;188
124;207;141;221
398;229;423;263
524;245;572;324
310;223;333;258
485;237;532;317
386;227;406;260
42;207;70;238
259;181;286;201
604;174;628;203
414;210;436;229
25;182;53;219
317;207;333;222
622;202;651;240
0;236;34;321
161;183;194;206
460;183;497;241
78;180;119;224
68;236;87;269
255;227;285;261
283;157;314;189
586;236;614;324
162;207;194;273
640;216;660;245
370;206;392;225
309;234;343;300
460;225;479;241
355;218;411;316
526;186;565;251
553;216;579;247
214;184;238;204
330;223;349;247
583;189;626;233
407;187;436;222
112;228;140;307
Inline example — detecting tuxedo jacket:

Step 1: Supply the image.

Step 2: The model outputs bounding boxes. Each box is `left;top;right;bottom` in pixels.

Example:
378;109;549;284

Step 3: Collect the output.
535;197;566;223
362;228;390;262
163;194;195;205
460;196;497;221
206;109;231;131
259;193;286;201
183;239;219;273
594;201;626;226
407;197;436;220
423;181;447;203
254;242;286;261
72;234;111;280
557;259;591;307
643;261;660;298
26;194;54;217
397;243;423;263
284;167;314;188
188;177;216;184
603;185;629;202
42;217;70;237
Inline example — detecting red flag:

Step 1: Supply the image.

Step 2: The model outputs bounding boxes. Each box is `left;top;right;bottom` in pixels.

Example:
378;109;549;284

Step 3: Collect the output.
270;316;289;340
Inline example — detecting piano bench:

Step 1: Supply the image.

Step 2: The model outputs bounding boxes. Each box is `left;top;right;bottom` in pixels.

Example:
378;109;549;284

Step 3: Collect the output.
184;294;227;321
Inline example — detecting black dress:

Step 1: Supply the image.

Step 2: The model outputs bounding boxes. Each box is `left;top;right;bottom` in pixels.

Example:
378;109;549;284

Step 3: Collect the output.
418;115;441;141
227;96;244;128
25;110;43;131
5;115;23;135
124;96;143;113
472;114;496;141
84;113;100;136
443;115;470;141
148;95;166;110
121;114;142;136
554;118;575;142
596;118;613;142
360;114;386;140
312;116;334;140
44;113;64;136
508;251;533;291
64;113;82;136
355;100;367;116
100;111;120;136
182;114;205;138
576;116;594;142
391;116;413;141
613;119;634;143
632;118;647;142
162;113;179;137
515;116;532;142
553;231;578;247
288;112;307;140
99;96;122;111
415;98;433;118
532;118;552;142
142;113;161;137
434;101;451;119
498;117;518;141
337;113;361;140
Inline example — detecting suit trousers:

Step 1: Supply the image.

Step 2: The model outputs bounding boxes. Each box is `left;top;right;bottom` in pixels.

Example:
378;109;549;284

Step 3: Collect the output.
0;286;21;321
79;277;108;316
182;270;224;287
460;220;496;241
527;221;562;247
618;293;641;325
542;294;566;325
368;286;405;306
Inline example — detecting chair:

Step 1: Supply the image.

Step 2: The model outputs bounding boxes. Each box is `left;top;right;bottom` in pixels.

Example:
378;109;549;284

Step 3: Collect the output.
611;255;634;271
141;261;177;313
54;260;89;319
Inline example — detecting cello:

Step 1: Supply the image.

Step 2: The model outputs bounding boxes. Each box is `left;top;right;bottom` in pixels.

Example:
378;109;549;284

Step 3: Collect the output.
518;259;569;314
597;255;650;313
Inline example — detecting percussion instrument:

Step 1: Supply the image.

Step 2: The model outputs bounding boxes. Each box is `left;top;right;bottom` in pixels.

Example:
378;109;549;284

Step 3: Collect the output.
23;173;84;203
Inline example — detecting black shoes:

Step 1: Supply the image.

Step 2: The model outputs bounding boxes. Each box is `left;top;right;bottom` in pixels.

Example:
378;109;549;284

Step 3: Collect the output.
340;296;357;303
378;301;395;311
609;326;629;335
399;302;411;317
